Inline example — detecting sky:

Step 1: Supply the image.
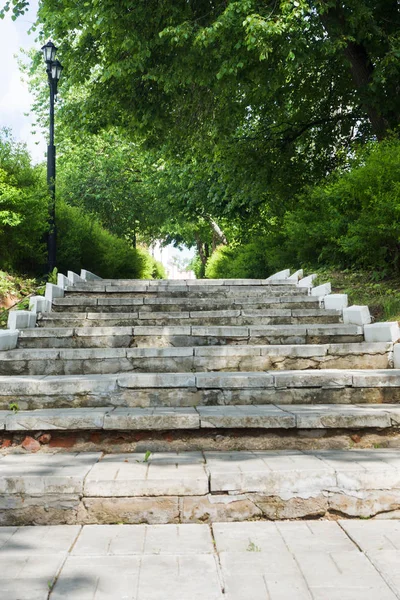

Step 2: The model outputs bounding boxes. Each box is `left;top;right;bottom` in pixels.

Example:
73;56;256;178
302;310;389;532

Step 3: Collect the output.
0;0;45;163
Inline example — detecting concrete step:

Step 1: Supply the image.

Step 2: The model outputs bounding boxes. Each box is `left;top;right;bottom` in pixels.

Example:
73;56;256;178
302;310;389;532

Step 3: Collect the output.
22;324;363;348
38;309;342;327
0;343;392;375
1;449;400;524
1;404;399;431
0;369;398;410
53;296;322;312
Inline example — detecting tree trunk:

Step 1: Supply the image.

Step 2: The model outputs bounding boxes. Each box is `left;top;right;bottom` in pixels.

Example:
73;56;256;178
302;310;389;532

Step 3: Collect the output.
205;215;228;245
318;2;388;140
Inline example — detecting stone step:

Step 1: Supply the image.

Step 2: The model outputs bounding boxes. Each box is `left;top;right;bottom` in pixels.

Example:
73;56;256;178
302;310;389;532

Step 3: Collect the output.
1;404;399;431
73;277;298;286
38;309;341;327
1;449;400;524
0;342;391;375
23;324;363;349
0;369;398;410
53;296;322;312
65;284;309;298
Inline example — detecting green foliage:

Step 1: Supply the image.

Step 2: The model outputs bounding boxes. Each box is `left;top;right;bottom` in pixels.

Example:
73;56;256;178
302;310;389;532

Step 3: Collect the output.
311;267;400;323
19;0;400;259
57;131;166;244
0;128;160;280
56;201;154;279
0;129;48;273
150;258;166;280
205;241;271;279
282;139;400;274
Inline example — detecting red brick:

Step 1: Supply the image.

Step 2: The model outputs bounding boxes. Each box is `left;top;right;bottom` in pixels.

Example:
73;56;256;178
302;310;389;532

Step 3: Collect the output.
22;436;41;453
49;435;77;448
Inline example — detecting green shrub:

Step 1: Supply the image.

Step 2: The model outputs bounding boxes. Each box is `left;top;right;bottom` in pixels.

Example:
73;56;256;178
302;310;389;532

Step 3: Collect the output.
150;258;167;279
205;241;272;279
56;201;153;278
282;139;400;274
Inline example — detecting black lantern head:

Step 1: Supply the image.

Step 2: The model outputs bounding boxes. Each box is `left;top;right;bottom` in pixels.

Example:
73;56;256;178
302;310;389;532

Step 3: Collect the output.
41;41;57;63
51;60;63;82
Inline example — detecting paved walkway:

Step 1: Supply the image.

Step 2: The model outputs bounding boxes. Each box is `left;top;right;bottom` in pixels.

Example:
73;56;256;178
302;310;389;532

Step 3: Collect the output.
2;521;400;599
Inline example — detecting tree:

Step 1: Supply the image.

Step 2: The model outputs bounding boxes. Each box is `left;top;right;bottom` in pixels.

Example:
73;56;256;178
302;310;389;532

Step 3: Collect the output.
57;130;166;245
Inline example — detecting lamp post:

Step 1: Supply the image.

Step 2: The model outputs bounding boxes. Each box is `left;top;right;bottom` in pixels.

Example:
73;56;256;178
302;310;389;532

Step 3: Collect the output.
41;41;63;273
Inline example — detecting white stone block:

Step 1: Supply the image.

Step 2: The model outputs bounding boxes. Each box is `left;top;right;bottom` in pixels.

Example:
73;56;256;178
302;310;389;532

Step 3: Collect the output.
311;282;331;297
287;269;303;282
7;311;36;330
324;294;348;310
29;296;52;313
67;271;84;284
81;269;102;281
0;329;19;350
57;273;72;289
343;305;371;326
393;344;400;369
45;283;64;302
265;269;290;282
297;274;317;288
364;322;400;343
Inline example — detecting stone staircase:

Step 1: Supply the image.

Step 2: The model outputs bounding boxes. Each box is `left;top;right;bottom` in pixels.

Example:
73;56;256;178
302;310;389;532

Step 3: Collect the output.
1;269;400;525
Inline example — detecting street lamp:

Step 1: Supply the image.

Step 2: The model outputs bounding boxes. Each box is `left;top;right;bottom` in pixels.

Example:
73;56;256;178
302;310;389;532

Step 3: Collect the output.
41;41;63;273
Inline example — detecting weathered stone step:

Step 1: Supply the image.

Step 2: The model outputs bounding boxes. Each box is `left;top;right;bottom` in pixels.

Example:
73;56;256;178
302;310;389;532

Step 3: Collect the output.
39;309;340;327
1;404;399;431
0;369;398;409
0;343;391;375
1;449;400;524
53;296;321;312
66;284;309;298
24;324;363;349
73;277;298;286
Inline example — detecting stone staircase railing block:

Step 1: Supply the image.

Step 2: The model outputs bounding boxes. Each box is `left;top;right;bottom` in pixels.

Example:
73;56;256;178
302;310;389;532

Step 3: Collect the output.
265;269;290;282
57;273;73;289
29;296;52;314
7;310;36;330
81;269;103;281
343;305;371;326
297;274;317;288
45;282;65;303
67;270;85;283
0;329;19;350
287;269;304;282
311;283;332;297
324;294;348;310
364;322;400;343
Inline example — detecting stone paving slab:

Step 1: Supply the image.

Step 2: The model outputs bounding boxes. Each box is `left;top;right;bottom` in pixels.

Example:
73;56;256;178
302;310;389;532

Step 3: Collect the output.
293;550;397;600
51;554;224;599
84;452;208;497
2;521;399;600
340;519;400;552
213;521;357;554
72;523;213;555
